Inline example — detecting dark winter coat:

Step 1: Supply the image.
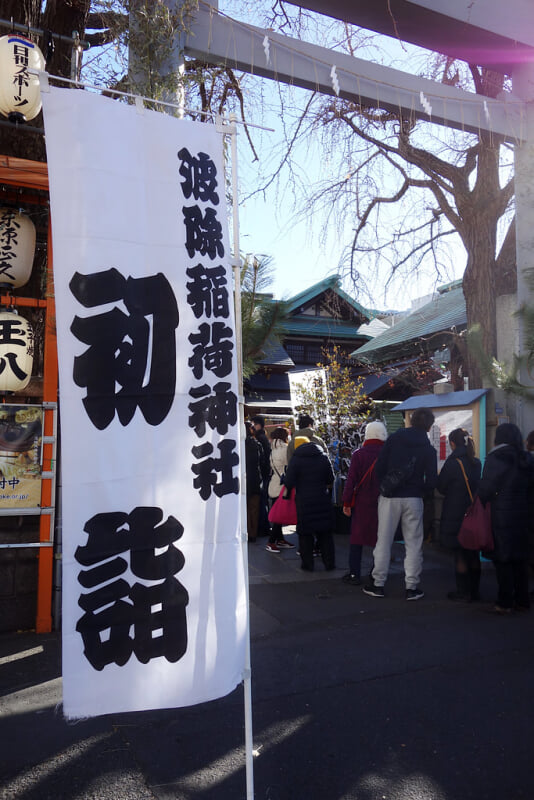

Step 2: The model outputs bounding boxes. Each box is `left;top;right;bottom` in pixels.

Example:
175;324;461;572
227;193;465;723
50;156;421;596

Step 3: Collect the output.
341;440;384;547
254;429;271;482
245;436;263;496
477;443;534;562
437;446;481;549
284;442;335;534
375;426;437;498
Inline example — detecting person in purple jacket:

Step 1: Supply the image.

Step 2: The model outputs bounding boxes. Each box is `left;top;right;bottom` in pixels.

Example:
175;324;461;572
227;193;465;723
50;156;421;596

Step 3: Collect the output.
341;421;387;585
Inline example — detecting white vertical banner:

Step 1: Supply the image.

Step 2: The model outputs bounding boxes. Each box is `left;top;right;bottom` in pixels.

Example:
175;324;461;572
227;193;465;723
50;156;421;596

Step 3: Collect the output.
42;87;246;718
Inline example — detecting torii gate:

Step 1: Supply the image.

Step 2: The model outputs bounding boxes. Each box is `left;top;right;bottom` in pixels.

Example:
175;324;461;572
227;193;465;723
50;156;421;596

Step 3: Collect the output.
183;0;534;433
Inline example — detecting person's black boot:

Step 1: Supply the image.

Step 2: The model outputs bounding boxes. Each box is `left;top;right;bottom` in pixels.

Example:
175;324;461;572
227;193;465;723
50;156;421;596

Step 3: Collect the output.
469;568;481;602
447;572;470;602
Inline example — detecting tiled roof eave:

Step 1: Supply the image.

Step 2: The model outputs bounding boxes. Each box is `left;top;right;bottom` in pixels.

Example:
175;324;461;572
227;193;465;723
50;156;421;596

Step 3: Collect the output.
284;322;371;339
350;326;465;365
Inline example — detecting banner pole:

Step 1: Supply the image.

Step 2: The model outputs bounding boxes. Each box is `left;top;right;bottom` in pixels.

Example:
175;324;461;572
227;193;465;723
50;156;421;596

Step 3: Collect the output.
226;113;254;800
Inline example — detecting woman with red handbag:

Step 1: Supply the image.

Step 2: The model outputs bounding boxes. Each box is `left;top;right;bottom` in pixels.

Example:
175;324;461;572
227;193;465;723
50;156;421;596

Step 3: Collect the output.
437;428;482;602
478;423;534;614
341;421;387;585
265;426;295;552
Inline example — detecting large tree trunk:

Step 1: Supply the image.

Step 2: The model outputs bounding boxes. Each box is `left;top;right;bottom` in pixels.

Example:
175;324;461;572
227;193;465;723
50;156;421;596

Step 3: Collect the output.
459;137;502;388
462;242;497;388
0;0;90;161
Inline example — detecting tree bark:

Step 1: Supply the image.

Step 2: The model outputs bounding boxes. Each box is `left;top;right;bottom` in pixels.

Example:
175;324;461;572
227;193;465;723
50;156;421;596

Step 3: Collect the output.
458;138;503;386
0;0;91;161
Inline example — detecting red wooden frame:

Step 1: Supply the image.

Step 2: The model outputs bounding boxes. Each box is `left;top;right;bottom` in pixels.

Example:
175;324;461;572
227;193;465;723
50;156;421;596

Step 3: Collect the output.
0;156;57;633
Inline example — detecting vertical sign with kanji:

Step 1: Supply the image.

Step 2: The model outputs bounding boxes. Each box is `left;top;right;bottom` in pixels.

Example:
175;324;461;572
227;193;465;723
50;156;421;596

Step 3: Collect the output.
42;87;246;718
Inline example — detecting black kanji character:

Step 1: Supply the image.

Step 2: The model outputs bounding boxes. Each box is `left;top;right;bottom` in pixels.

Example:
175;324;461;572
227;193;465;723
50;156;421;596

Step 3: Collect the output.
188;382;237;437
185;264;229;319
75;511;130;566
12;45;31;105
182;206;224;260
0;317;31;381
0;317;28;346
0;351;29;381
129;578;189;664
0;248;17;277
76;578;134;670
188;322;233;380
70;268;179;430
76;507;185;579
191;438;239;500
128;507;185;580
178;147;219;205
0;210;20;280
75;507;189;670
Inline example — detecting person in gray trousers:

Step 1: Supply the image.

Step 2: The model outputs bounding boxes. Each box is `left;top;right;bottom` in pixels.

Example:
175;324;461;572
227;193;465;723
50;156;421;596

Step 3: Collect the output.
363;407;437;601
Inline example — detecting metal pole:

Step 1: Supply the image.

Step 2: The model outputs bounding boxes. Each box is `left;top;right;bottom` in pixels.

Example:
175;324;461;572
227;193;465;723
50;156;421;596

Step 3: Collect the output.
0;18;90;49
227;112;254;800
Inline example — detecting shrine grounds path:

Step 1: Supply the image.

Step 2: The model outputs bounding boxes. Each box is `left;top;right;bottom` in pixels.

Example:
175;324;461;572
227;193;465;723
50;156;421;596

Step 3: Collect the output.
2;531;533;800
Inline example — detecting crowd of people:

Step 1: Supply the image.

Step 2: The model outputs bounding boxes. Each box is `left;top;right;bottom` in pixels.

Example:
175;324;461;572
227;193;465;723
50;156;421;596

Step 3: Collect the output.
245;411;534;614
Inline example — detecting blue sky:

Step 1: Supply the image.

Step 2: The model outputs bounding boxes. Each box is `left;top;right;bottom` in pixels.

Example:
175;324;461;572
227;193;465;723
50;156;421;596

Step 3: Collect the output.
220;1;467;312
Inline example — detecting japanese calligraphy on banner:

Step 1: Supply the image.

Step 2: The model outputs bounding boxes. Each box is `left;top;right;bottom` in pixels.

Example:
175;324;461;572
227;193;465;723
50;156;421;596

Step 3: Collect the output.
0;404;42;508
41;87;246;718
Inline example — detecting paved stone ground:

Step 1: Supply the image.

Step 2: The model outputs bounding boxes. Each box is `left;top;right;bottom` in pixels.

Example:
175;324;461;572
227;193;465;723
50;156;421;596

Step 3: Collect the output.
1;533;533;800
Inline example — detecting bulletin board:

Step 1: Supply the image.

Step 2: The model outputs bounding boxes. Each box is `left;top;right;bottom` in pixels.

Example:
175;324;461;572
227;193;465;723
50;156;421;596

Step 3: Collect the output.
393;389;490;470
0;403;43;509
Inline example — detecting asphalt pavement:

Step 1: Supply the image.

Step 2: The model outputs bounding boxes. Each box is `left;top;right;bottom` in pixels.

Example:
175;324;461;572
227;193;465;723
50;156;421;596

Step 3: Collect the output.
2;530;534;800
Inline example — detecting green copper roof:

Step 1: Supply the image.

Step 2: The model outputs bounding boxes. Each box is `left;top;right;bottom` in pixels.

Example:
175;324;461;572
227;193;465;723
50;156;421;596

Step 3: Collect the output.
351;283;466;364
284;316;372;340
286;275;370;320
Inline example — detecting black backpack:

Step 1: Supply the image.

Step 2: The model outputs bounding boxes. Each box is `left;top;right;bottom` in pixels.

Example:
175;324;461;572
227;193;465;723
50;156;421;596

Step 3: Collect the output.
379;456;416;497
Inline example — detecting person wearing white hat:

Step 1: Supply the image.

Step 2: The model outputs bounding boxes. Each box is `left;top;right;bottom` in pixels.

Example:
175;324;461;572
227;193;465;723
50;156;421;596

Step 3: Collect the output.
342;421;387;585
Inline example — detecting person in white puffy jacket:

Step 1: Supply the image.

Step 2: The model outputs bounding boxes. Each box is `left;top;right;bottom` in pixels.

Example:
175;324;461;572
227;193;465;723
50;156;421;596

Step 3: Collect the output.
265;427;296;553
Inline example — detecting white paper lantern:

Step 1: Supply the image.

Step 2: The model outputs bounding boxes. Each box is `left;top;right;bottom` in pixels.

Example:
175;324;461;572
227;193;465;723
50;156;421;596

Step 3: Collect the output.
0;312;33;392
0;35;45;123
0;208;36;288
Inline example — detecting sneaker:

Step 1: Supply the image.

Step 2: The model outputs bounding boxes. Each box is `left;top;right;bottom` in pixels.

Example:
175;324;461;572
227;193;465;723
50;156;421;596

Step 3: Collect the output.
363;581;385;598
406;587;424;601
313;548;321;557
276;539;295;549
265;543;280;553
342;573;361;586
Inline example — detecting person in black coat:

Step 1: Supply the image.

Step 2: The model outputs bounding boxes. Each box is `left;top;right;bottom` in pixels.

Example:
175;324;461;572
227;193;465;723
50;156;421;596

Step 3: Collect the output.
283;436;335;571
245;421;263;542
363;407;437;601
251;415;271;536
437;428;482;602
478;423;534;613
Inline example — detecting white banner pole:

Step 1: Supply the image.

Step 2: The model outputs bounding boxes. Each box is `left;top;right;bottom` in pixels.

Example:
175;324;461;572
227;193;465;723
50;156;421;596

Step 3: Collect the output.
226;112;254;800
